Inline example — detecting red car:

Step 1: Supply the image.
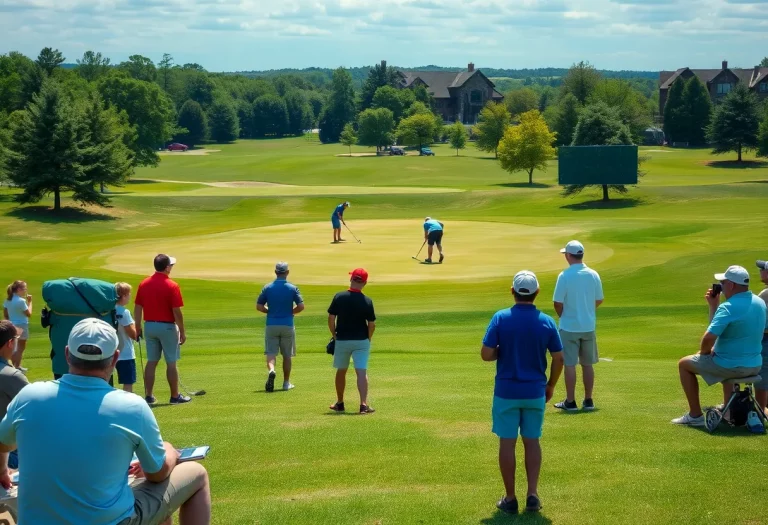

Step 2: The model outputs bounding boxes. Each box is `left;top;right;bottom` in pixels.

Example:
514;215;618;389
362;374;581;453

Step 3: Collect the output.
167;143;188;152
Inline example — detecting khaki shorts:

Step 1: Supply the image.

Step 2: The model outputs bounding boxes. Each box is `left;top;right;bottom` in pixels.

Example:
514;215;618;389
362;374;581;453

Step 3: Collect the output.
560;330;599;367
689;354;761;387
120;462;208;525
264;325;296;358
144;322;180;364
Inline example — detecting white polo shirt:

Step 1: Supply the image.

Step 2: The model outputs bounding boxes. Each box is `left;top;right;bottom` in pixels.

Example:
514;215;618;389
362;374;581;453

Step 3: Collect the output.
553;263;604;333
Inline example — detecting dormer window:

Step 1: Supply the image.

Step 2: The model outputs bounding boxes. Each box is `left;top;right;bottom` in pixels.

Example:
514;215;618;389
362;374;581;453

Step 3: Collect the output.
716;83;732;95
760;82;768;93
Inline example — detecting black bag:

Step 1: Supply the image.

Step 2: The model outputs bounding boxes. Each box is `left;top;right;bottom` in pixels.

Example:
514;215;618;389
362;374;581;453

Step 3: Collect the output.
728;388;752;426
41;307;51;328
326;338;335;355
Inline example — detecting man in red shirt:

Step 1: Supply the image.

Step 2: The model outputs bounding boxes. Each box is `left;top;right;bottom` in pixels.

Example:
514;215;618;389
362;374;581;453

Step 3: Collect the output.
134;254;190;405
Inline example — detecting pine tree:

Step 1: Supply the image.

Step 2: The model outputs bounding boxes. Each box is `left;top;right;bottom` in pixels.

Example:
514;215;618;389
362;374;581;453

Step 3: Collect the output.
707;83;760;162
663;78;686;144
208;100;240;143
554;93;581;146
176;99;208;147
758;106;768;158
319;68;356;143
683;76;713;147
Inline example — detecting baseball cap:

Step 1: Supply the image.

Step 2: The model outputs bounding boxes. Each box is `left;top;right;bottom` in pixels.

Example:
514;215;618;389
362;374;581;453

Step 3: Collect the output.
715;265;750;286
513;270;539;295
560;240;584;255
275;261;289;273
154;254;177;271
350;268;369;283
67;318;119;361
756;260;768;271
345;201;351;207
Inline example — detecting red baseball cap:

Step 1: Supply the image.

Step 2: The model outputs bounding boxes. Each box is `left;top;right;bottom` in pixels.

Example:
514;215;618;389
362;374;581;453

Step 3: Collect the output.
349;268;369;283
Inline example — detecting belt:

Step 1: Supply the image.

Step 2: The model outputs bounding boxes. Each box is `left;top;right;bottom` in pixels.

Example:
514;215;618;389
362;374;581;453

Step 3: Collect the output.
145;320;175;324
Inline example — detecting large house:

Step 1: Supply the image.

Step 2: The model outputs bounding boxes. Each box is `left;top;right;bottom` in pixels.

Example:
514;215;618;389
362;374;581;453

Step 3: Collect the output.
391;61;504;124
659;60;768;115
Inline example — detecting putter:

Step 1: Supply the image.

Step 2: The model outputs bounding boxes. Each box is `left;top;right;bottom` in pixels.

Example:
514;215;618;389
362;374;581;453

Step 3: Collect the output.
412;240;427;261
179;375;207;397
344;223;362;244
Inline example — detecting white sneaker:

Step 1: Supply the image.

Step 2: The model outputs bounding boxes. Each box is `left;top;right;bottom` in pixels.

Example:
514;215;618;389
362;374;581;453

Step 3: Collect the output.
671;412;705;427
283;382;295;391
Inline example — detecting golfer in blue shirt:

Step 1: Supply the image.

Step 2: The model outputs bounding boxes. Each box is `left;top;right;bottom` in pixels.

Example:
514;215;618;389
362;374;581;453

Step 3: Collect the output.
423;217;445;264
481;270;564;515
331;202;350;243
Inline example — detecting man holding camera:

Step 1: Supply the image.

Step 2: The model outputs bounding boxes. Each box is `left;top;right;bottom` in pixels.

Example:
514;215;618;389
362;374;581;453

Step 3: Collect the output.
755;260;768;412
672;265;766;427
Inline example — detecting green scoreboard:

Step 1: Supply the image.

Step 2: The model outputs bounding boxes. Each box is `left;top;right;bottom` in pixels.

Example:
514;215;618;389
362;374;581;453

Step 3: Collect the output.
558;145;638;185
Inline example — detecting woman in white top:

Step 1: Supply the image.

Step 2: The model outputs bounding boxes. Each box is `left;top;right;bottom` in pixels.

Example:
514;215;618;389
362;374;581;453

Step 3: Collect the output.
3;280;32;368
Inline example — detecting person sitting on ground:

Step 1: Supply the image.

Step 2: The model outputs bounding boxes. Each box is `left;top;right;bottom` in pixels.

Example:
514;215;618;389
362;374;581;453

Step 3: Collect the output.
0;321;28;470
3;280;32;370
115;282;139;393
754;260;768;412
0;318;211;524
481;271;564;514
672;265;766;427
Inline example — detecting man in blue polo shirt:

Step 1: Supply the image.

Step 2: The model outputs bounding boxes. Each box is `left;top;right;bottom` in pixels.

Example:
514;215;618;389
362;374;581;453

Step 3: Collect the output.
672;265;766;426
481;270;564;515
257;262;305;392
331;202;350;243
423;217;445;264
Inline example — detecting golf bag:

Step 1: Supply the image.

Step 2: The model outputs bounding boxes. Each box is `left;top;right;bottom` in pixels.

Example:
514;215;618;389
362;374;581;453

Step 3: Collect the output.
42;278;118;377
728;388;752;427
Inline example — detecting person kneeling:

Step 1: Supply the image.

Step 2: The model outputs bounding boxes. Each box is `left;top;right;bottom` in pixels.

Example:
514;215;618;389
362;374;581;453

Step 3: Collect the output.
672;266;766;427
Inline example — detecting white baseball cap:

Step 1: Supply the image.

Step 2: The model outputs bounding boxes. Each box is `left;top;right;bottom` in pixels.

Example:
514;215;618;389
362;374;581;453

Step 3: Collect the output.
67;318;119;361
715;265;750;286
560;240;584;256
513;270;539;296
169;256;177;265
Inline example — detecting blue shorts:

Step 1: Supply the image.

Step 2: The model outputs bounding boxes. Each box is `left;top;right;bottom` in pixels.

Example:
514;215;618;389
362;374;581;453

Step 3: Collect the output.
116;359;137;385
331;216;341;229
333;339;371;370
492;396;546;439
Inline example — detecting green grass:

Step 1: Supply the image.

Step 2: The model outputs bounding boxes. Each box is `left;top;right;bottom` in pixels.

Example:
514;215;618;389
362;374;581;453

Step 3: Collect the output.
2;138;768;524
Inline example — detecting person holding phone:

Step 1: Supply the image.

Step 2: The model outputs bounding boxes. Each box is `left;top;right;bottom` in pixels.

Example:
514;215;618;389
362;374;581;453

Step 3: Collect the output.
672;265;767;427
3;280;32;370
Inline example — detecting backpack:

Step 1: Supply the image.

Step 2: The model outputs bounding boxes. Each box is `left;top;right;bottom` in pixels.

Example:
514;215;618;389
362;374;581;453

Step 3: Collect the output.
728;388;752;427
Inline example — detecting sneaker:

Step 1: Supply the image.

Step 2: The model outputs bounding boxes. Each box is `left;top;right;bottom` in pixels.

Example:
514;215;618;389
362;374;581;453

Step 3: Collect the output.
19;367;28;375
425;259;432;264
329;402;345;412
283;382;295;391
439;253;444;264
525;495;542;512
145;395;157;405
583;399;596;411
670;412;705;426
169;394;191;404
265;370;276;392
359;404;376;414
496;497;518;515
554;399;578;411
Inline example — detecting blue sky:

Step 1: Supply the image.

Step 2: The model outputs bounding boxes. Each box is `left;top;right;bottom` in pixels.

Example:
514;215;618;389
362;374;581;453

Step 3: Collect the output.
0;0;766;72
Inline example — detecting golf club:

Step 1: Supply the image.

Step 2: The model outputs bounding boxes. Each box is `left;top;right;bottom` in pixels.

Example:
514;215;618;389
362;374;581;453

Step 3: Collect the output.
179;375;207;397
344;223;362;244
412;240;427;261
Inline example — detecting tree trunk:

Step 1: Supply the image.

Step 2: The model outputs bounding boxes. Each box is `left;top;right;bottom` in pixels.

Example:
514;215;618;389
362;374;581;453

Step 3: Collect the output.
602;184;609;201
738;144;742;163
495;146;498;158
528;169;533;185
54;187;61;211
100;182;105;194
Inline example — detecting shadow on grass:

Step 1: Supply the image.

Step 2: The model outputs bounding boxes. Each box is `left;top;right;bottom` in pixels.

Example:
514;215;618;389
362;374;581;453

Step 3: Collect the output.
706;160;768;169
126;179;162;186
560;198;644;211
552;408;601;415
6;205;115;224
480;510;553;524
494;182;553;189
0;194;16;203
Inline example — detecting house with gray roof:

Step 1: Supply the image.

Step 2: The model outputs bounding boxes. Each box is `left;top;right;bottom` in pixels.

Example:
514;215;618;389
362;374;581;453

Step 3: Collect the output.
659;60;768;116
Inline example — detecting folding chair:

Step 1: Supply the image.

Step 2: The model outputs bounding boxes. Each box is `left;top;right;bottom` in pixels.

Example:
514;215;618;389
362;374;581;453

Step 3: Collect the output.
705;375;767;433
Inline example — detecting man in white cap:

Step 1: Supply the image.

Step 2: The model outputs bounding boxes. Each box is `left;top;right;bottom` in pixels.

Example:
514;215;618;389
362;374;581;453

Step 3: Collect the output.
672;265;766;426
0;318;211;524
552;240;604;411
756;260;768;411
481;271;564;514
331;201;350;243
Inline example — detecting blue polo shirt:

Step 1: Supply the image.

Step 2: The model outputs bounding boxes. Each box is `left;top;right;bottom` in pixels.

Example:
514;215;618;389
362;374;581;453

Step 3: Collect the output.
257;277;304;326
423;219;443;233
0;375;166;525
483;304;563;400
332;204;346;218
708;291;767;369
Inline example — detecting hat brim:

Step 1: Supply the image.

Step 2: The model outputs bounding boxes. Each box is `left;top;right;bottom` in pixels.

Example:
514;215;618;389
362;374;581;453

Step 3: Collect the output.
169;257;177;266
559;248;567;253
714;273;727;281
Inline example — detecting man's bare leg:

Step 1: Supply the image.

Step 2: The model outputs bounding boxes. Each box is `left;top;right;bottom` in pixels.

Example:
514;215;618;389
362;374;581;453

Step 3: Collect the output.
678;357;702;417
582;365;595;400
522;438;542;498
178;468;212;525
283;356;292;383
167;362;180;399
564;365;577;403
266;355;276;374
144;361;159;398
355;368;368;406
499;438;516;501
335;368;347;403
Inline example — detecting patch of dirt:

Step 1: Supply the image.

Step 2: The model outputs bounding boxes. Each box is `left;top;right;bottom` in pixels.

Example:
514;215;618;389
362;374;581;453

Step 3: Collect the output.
158;149;221;156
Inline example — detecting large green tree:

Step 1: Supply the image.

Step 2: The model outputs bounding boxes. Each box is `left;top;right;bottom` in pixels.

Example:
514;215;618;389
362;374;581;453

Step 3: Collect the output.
372;86;406;123
707;83;760;162
98;74;176;166
35;47;65;76
498;109;556;185
663;78;686;144
208;100;240;143
119;55;157;82
682;76;713;147
283;90;312;136
758;106;768;158
761;57;768;68
176;100;208;147
447;121;468;156
0;52;43;113
252;94;289;137
590;79;650;143
360;62;401;111
505;88;539;117
319;68;355;143
77;51;111;82
339;123;357;156
396;113;437;151
473;102;511;158
184;72;216;108
357;108;395;152
562;61;601;104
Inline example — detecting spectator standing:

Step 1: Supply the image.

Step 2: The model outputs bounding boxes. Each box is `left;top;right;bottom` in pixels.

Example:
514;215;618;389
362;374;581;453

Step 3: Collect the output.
0;318;211;524
256;262;305;392
3;280;31;370
481;271;564;514
552;241;604;411
135;254;190;405
0;321;28;470
327;268;376;414
757;260;768;412
115;282;138;393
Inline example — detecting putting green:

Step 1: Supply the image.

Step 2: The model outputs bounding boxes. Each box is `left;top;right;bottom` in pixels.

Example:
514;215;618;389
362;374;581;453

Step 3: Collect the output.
93;220;613;284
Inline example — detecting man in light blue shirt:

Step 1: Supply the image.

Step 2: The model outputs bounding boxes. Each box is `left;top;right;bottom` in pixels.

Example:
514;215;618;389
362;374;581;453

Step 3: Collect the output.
257;262;305;392
0;318;211;524
423;217;445;264
673;265;766;427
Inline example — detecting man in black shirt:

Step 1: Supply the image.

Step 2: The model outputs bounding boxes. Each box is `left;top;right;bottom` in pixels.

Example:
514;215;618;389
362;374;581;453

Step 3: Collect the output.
328;268;376;414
